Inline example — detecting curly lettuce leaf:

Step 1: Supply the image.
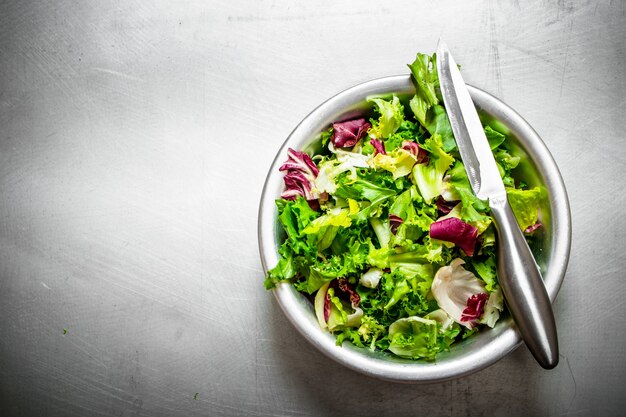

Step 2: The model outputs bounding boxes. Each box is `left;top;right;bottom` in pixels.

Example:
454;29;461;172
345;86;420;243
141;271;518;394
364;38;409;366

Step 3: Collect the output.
325;287;363;331
389;197;437;247
278;211;372;295
302;208;352;251
472;255;498;291
277;197;319;250
442;161;492;233
367;95;405;139
265;197;320;288
484;125;506;150
313;150;370;195
388;237;450;265
388;316;440;360
407;53;439;108
358;267;432;330
407;53;456;152
369;217;391;249
264;244;297;289
295;250;366;294
494;147;520;187
423;105;455;152
357;315;387;349
384;265;434;313
335;328;366;348
506;186;546;231
334;173;398;222
385;120;424;152
411;134;454;202
328;219;373;257
369;148;416;180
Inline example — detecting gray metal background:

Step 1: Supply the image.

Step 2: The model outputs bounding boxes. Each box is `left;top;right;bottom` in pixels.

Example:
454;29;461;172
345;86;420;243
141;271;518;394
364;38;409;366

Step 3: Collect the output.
0;1;624;416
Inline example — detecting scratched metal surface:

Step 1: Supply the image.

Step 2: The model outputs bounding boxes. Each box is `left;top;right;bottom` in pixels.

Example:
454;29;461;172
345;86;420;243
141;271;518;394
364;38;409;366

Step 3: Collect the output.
0;0;624;416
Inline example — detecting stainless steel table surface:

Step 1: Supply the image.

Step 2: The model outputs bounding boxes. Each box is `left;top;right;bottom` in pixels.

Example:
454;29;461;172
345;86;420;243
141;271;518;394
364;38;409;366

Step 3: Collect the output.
1;1;624;416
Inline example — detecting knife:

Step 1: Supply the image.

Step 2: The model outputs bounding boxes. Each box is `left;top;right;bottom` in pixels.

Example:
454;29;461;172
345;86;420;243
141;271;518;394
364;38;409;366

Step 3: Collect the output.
436;40;559;369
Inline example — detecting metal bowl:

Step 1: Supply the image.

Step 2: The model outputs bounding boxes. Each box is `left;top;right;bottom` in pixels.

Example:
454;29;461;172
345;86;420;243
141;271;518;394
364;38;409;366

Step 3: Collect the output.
258;75;571;383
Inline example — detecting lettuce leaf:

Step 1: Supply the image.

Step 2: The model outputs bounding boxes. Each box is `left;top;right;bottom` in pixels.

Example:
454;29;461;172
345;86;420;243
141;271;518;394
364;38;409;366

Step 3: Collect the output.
472;256;498;291
265;197;320;288
407;53;439;109
443;161;492;232
277;197;319;250
295;251;365;294
494;147;520;187
369;148;416;180
422;105;455;152
389;201;437;248
431;259;487;328
384;120;424;152
302;208;352;251
264;245;297;288
388;316;440;360
411;134;454;202
357;315;387;349
369;217;391;249
506;187;546;231
484;126;506;150
478;287;504;328
335;173;398;222
367;96;405;139
313;150;370;195
358;267;432;329
325;287;363;331
407;53;456;152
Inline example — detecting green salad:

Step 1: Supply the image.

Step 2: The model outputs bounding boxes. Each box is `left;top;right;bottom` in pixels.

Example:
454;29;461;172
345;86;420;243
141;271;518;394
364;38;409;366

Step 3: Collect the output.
264;52;544;360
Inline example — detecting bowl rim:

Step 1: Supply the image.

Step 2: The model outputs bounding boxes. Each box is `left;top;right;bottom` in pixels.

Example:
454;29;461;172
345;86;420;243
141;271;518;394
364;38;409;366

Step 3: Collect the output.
258;75;571;383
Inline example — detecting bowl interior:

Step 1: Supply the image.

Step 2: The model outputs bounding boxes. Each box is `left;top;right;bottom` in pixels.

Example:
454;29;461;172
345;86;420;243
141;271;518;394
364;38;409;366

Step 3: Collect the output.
258;75;571;382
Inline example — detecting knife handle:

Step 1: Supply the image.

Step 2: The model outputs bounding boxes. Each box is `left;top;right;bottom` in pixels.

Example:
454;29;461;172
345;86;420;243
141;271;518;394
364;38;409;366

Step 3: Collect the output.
489;196;559;369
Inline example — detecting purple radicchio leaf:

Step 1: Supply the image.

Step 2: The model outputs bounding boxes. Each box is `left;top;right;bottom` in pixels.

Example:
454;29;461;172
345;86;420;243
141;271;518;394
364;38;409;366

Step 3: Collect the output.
336;278;360;307
279;148;319;206
524;222;542;234
430;217;479;257
435;196;459;214
331;118;371;148
279;148;319;176
282;171;312;199
401;141;429;164
461;293;489;323
324;290;331;322
370;138;386;155
389;214;403;235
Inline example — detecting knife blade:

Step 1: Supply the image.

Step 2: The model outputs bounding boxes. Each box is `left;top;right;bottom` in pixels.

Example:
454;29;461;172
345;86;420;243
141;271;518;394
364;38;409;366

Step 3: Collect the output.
436;40;559;369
